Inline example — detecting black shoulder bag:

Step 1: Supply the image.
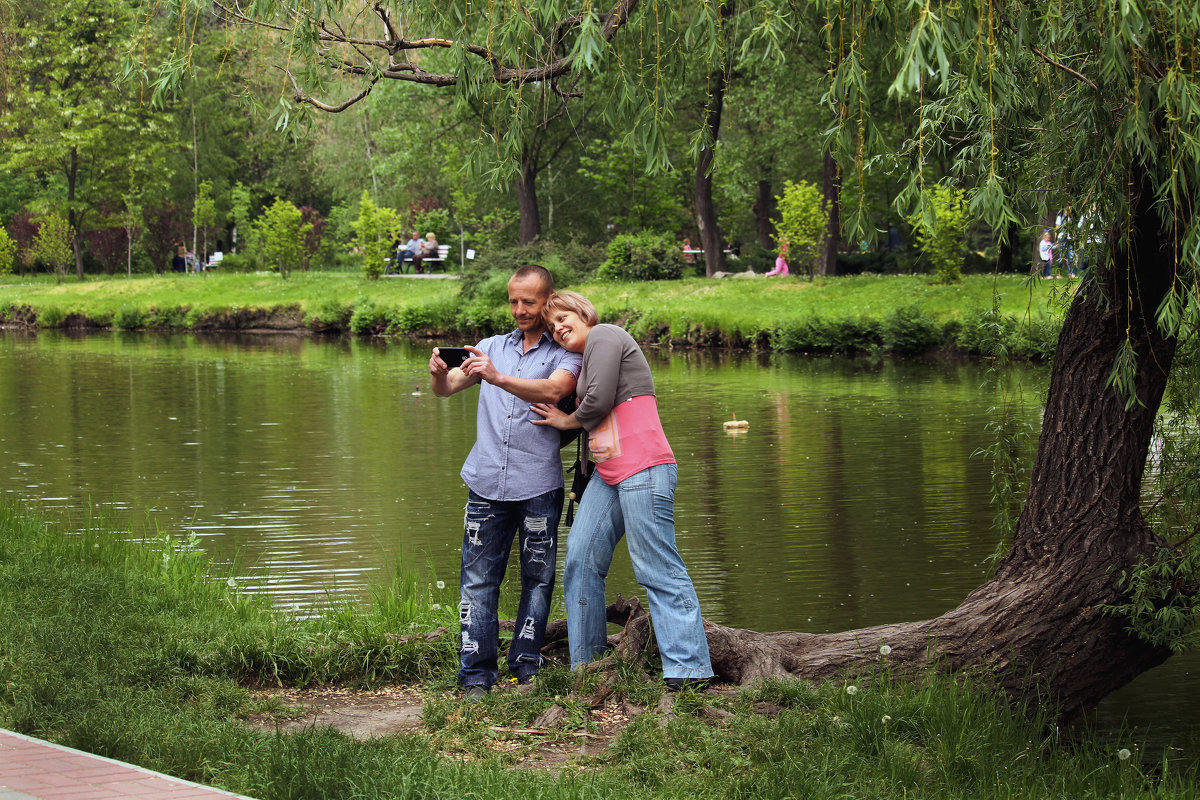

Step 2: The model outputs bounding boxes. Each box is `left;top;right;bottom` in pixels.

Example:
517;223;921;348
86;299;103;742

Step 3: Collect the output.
565;435;593;526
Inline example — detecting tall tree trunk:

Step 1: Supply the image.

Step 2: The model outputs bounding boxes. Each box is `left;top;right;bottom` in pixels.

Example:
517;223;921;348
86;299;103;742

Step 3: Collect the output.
696;67;727;278
817;149;841;276
517;150;541;246
752;177;775;250
997;222;1018;272
702;163;1180;720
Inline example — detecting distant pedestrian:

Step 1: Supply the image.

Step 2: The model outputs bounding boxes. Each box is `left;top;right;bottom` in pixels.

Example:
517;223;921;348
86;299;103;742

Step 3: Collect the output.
171;242;186;273
765;240;790;277
1038;230;1054;278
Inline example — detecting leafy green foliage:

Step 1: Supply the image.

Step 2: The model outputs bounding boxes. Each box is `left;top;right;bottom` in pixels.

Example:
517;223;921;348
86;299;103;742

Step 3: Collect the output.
30;213;73;283
252;199;311;280
774;180;829;280
0;227;16;276
880;305;945;354
596;232;685;282
349;192;400;281
907;185;968;285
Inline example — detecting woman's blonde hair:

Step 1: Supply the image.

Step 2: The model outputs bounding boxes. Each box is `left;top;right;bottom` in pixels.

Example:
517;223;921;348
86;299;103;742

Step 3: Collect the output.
543;290;599;326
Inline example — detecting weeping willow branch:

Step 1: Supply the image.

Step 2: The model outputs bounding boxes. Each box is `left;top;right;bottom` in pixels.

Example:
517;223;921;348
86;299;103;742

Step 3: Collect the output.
215;0;640;111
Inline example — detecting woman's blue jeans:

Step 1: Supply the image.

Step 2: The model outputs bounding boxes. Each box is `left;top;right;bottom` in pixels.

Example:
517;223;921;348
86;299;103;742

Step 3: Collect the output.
563;463;713;679
458;488;561;688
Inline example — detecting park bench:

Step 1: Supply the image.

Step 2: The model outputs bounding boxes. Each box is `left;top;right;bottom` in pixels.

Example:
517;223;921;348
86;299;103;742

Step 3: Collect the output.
385;244;451;275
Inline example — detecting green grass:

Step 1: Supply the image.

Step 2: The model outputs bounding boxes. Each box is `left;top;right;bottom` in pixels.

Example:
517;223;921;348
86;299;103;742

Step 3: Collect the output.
0;500;1194;798
0;271;1071;356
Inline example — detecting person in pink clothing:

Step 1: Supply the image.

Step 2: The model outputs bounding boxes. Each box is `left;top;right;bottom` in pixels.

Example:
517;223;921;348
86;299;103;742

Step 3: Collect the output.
765;240;790;276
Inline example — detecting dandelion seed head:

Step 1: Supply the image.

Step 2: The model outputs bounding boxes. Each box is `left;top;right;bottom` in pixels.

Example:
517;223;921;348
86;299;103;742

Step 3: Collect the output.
882;715;892;724
436;580;446;590
879;645;892;656
846;685;859;695
1118;748;1131;761
432;603;442;611
226;577;238;589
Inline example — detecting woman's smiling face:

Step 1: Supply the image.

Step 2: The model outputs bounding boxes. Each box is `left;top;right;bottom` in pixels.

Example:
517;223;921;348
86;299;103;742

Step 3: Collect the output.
550;310;591;353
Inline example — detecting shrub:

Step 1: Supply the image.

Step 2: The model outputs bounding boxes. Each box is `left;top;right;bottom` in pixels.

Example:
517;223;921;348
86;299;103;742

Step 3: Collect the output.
113;306;145;330
881;304;945;354
596;231;685;281
0;227;15;276
350;191;400;281
31;212;73;283
775;180;829;280
907;184;969;284
253;199;312;280
36;305;68;328
215;252;252;273
349;300;388;335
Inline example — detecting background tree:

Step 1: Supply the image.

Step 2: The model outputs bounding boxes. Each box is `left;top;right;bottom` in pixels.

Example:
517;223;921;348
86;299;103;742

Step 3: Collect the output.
0;228;16;277
774;179;829;280
29;213;73;284
253;199;311;279
4;0;176;279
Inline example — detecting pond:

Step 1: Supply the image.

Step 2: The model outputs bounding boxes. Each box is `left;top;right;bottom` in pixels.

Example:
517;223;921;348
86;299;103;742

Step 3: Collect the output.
0;330;1196;759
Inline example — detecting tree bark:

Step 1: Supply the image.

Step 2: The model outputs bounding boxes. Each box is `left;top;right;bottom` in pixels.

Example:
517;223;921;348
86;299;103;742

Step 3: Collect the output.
700;163;1180;720
517;148;542;246
997;222;1018;272
753;177;775;250
696;67;727;277
817;148;840;276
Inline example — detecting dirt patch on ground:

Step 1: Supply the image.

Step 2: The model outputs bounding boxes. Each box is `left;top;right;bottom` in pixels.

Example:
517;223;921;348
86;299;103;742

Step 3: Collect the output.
241;683;716;769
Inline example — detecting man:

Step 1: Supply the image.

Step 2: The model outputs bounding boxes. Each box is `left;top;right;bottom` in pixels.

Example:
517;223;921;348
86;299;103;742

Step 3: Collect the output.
396;232;423;270
429;265;581;698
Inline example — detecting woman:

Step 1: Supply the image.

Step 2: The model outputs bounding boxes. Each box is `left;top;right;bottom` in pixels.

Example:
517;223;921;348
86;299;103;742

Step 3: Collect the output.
531;291;713;690
765;240;789;276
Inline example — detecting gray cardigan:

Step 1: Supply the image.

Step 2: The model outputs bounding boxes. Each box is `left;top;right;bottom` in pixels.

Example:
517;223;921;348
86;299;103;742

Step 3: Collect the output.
574;324;656;431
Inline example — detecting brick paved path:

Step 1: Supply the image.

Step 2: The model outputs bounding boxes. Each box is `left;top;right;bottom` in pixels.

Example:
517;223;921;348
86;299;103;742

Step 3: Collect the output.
0;728;255;800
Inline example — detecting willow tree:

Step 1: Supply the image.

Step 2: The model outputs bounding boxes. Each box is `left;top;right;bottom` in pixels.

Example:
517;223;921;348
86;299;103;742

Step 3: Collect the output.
165;0;1200;718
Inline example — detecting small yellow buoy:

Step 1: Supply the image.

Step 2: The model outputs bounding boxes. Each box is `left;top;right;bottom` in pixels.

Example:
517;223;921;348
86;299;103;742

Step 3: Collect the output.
722;412;749;430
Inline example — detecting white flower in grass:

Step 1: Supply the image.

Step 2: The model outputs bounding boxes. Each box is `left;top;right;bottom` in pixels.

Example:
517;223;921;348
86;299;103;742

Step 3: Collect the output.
882;715;892;724
879;644;892;656
436;580;446;590
431;603;442;611
1117;748;1132;761
846;685;859;695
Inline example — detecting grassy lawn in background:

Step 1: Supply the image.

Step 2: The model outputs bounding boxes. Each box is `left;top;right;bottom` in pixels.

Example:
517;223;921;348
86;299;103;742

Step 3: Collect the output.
0;271;1073;355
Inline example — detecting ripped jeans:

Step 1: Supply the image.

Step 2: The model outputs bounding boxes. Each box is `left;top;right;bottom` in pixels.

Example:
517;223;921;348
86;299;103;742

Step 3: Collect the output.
458;488;562;687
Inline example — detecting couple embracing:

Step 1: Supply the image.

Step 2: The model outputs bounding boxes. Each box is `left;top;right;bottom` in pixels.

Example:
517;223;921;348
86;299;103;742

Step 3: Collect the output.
429;265;713;699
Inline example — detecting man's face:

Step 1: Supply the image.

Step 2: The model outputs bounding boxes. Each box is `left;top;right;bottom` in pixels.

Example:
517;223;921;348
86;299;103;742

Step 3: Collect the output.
508;275;550;334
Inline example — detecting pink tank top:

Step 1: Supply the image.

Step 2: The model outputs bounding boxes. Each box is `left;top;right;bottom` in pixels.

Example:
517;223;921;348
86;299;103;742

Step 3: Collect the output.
588;395;675;485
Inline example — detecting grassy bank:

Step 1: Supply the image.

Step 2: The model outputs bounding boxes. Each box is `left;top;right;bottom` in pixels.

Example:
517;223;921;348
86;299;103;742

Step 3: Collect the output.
1;501;1193;799
0;272;1069;356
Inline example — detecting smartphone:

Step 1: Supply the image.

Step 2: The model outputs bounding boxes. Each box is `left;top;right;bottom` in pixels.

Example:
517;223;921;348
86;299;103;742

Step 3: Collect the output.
438;347;472;369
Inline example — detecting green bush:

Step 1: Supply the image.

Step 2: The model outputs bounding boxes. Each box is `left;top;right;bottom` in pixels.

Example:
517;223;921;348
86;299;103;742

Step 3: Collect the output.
0;227;16;276
907;184;969;284
771;316;881;352
350;191;401;281
306;299;351;331
253;199;311;280
36;305;68;328
113;306;145;330
881;305;945;353
775;180;830;280
215;252;256;273
349;300;387;335
596;231;685;281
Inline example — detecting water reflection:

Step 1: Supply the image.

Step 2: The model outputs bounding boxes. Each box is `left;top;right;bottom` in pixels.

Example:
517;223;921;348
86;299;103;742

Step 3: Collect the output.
0;329;1195;758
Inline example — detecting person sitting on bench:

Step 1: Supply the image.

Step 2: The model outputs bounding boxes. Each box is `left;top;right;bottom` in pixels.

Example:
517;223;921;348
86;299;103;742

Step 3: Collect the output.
413;232;439;273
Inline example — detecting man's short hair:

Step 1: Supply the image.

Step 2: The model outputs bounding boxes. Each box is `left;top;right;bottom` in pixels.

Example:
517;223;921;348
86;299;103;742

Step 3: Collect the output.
543;290;599;326
512;264;555;296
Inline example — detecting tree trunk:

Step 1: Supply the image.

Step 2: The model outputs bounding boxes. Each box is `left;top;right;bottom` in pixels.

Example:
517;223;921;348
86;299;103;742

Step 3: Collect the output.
701;163;1180;720
997;222;1018;272
752;177;775;250
696;67;727;278
817;149;841;276
517;151;541;246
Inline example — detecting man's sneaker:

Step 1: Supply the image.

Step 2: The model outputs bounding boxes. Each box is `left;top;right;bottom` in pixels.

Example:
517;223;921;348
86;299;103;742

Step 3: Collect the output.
463;685;490;702
664;677;710;693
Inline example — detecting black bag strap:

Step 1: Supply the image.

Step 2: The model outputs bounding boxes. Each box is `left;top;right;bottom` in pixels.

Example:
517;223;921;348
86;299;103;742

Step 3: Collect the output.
565;435;589;526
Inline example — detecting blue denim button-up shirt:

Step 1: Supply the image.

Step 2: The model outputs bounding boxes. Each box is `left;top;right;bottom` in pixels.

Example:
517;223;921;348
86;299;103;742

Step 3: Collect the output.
460;328;582;501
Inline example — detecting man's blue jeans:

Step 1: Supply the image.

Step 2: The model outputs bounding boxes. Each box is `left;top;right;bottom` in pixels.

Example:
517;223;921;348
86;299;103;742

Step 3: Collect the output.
458;488;562;687
563;463;713;679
